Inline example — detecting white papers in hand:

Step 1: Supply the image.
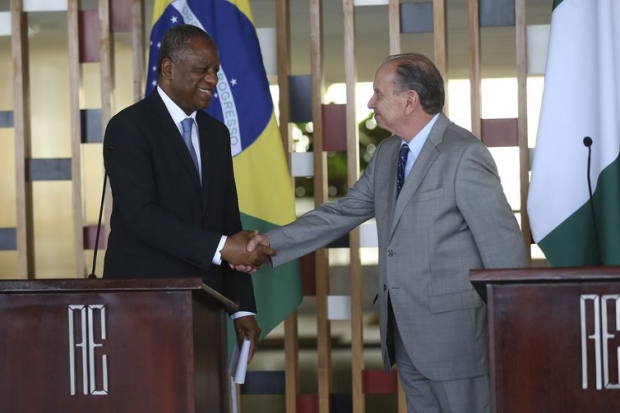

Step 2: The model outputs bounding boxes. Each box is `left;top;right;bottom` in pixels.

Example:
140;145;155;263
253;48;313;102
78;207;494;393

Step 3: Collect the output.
229;338;251;384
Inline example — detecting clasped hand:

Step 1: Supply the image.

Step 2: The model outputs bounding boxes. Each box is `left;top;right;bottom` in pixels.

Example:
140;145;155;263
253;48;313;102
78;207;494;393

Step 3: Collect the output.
221;230;273;274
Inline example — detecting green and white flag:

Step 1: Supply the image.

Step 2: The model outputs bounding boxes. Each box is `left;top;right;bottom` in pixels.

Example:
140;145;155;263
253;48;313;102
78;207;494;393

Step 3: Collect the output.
528;0;620;266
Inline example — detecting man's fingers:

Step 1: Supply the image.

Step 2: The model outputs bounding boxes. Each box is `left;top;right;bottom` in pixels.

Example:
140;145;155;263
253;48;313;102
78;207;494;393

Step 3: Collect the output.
247;233;271;252
246;235;260;252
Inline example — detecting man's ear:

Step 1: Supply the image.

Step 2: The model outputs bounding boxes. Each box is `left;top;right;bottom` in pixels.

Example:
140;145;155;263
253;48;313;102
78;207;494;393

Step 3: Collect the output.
407;90;420;107
405;90;419;114
161;58;173;80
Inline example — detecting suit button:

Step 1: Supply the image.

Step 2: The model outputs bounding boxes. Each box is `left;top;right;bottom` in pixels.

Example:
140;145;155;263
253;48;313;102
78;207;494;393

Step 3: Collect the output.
387;250;394;257
383;284;387;291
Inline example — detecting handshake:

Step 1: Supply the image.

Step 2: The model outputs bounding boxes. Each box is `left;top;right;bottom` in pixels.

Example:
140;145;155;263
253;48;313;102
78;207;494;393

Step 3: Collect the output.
220;230;273;274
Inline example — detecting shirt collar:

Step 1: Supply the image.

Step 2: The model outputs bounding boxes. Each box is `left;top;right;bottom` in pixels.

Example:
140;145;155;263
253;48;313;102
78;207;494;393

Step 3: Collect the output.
157;86;197;126
402;113;440;157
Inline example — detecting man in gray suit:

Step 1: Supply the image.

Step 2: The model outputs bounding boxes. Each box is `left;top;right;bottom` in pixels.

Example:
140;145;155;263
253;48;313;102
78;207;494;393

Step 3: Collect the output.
245;53;527;412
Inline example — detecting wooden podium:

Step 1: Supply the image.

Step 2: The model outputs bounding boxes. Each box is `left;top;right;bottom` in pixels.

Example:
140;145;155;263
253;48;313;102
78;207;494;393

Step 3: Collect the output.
0;277;237;413
471;267;620;413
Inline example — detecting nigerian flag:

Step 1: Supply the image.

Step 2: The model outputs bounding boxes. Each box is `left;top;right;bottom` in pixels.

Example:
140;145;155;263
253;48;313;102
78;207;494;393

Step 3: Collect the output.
146;0;302;346
527;0;620;266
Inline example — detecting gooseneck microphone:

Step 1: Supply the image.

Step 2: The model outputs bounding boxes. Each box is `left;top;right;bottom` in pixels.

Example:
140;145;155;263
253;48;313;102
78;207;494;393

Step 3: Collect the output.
88;172;108;279
583;136;602;265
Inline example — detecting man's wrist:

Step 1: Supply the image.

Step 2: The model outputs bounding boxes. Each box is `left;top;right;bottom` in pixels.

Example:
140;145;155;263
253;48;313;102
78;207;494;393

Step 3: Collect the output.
230;311;255;319
213;235;227;265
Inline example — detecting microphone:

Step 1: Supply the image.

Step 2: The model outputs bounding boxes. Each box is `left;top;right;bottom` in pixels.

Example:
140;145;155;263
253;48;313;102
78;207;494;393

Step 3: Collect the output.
583;136;602;265
88;172;108;279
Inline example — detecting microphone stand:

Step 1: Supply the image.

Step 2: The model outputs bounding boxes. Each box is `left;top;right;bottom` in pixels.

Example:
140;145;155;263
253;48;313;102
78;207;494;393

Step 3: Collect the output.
88;172;108;279
583;136;602;265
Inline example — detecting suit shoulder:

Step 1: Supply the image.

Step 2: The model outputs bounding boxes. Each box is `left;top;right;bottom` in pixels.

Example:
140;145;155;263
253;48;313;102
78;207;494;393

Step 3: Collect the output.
443;121;487;150
376;135;402;151
108;97;152;125
196;110;228;132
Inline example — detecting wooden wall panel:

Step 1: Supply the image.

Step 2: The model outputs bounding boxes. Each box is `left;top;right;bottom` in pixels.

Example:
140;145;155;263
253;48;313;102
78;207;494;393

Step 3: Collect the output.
83;225;106;250
309;1;331;412
110;0;132;32
11;0;35;279
69;0;86;278
400;2;433;34
468;0;482;138
78;10;100;63
26;159;72;181
275;1;300;411
0;111;14;127
515;0;532;258
362;370;398;394
80;109;103;143
343;2;363;413
481;118;518;147
322;103;347;152
0;228;17;251
289;75;313;123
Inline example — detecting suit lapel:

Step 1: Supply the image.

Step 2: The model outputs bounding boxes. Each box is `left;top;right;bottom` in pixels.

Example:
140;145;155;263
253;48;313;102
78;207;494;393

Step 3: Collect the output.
196;113;211;208
384;138;401;235
149;91;202;189
388;113;449;238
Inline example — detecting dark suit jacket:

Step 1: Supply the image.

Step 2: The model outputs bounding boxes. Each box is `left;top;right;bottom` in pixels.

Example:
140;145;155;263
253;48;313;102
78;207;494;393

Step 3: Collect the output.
102;89;256;312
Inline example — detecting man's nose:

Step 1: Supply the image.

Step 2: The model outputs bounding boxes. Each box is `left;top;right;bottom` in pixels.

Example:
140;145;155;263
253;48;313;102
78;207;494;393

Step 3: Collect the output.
206;71;217;85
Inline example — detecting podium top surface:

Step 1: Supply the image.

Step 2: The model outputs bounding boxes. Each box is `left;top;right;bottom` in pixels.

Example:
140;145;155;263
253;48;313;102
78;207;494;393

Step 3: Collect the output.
0;277;202;292
0;277;238;312
470;266;620;284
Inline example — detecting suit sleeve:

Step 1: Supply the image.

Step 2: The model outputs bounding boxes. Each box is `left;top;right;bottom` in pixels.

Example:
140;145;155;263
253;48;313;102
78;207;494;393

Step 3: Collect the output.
267;143;380;267
455;142;528;268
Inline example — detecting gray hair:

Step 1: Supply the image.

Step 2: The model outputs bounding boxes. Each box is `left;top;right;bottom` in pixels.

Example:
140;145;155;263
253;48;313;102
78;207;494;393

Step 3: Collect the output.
383;53;445;115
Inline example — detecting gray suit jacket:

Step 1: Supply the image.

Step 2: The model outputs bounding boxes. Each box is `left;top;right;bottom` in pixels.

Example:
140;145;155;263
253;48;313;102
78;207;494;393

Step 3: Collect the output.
268;113;527;381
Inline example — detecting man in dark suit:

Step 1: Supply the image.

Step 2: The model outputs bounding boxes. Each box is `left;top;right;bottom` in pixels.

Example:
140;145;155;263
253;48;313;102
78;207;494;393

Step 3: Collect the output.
103;24;272;359
246;54;527;411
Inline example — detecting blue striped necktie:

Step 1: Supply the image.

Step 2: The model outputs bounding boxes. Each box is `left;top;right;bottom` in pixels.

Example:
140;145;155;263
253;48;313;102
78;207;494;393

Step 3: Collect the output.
396;143;409;197
181;118;200;174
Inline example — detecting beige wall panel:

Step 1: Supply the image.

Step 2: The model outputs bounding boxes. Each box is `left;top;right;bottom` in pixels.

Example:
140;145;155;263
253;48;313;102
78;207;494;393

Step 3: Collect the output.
113;35;138;112
82;143;105;224
0;39;12;106
0;129;16;227
82;62;103;109
32;181;74;278
0;252;18;279
28;37;71;158
0;41;15;230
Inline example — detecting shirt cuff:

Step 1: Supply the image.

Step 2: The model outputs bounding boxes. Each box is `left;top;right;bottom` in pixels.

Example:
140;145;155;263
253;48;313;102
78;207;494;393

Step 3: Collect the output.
230;311;256;320
213;235;227;265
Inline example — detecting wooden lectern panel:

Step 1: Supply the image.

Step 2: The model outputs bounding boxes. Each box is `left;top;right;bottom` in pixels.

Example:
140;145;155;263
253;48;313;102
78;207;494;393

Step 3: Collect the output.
472;267;620;413
0;278;235;413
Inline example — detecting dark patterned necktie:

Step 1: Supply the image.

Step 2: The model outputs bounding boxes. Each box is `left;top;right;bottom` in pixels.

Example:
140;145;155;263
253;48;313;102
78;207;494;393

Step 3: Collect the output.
396;143;409;197
181;118;200;174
